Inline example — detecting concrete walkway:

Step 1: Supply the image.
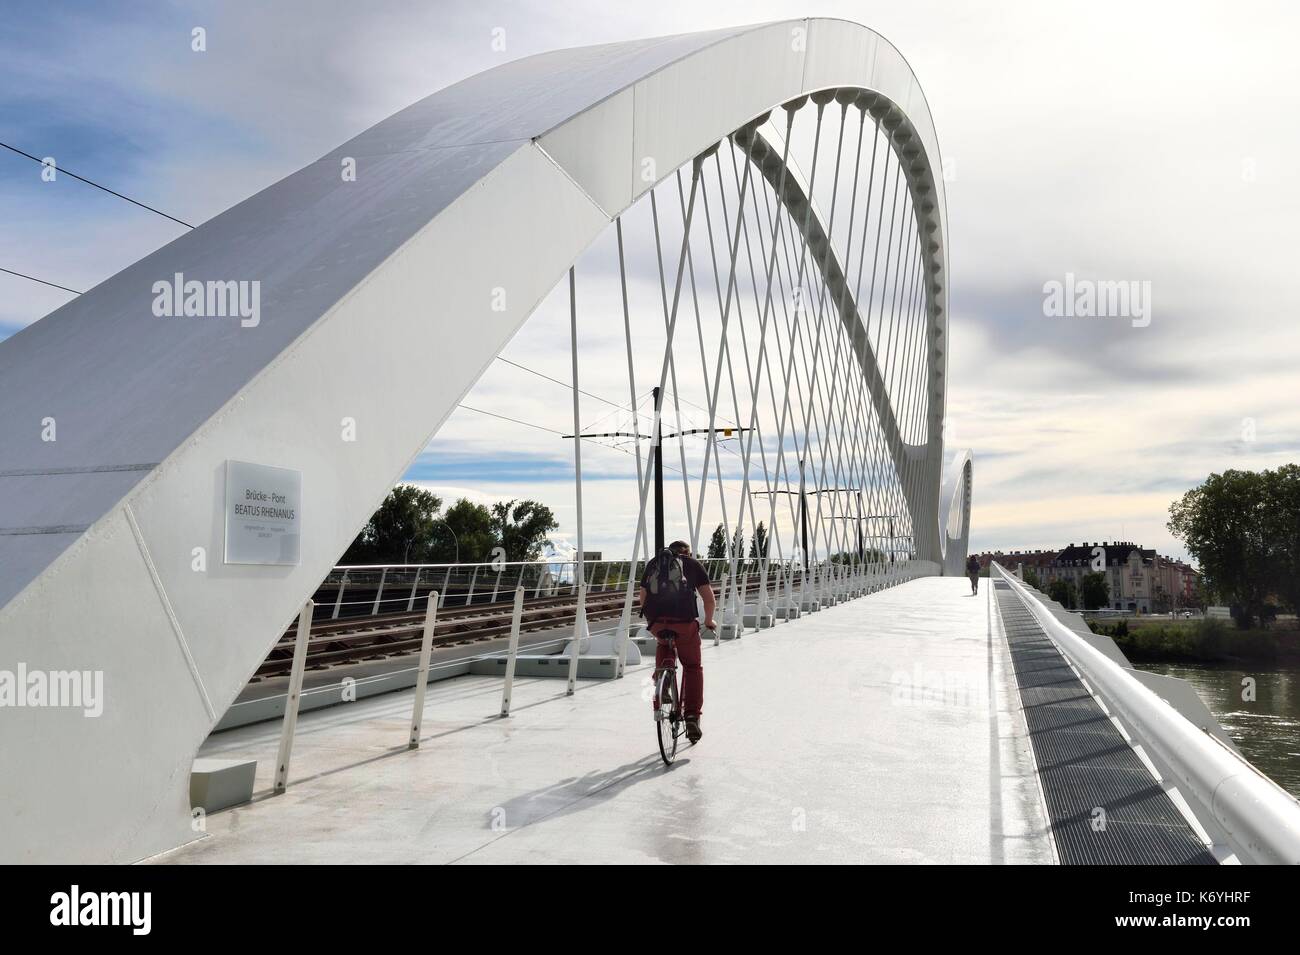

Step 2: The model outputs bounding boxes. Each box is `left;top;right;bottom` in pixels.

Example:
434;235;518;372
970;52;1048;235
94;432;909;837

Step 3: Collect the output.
154;576;1054;864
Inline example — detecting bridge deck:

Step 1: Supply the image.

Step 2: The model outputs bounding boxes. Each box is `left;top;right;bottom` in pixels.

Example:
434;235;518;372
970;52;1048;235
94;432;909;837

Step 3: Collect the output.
155;577;1055;864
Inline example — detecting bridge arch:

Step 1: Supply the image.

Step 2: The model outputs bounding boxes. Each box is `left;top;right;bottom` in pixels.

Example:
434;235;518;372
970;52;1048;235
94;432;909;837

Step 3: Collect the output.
941;449;974;576
0;18;953;862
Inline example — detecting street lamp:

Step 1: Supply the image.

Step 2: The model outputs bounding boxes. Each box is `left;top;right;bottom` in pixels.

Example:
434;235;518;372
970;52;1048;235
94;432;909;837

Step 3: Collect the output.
563;384;750;555
753;464;883;570
751;459;812;571
433;517;460;564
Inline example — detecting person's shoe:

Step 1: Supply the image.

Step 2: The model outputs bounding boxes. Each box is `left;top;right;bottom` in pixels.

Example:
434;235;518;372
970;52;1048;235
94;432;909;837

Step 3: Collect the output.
685;718;702;743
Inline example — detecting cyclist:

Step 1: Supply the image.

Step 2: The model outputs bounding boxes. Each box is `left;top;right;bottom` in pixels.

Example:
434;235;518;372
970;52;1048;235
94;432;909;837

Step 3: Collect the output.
640;540;716;743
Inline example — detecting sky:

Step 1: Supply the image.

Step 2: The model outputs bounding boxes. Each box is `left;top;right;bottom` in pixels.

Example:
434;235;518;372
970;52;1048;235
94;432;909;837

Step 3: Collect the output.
3;0;1298;565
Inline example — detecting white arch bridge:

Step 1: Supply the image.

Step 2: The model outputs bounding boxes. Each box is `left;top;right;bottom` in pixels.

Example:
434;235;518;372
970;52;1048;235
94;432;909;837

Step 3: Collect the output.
2;20;1296;866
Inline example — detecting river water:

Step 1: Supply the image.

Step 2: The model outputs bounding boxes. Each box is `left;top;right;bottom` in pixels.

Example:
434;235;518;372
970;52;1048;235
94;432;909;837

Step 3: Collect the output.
1133;660;1300;798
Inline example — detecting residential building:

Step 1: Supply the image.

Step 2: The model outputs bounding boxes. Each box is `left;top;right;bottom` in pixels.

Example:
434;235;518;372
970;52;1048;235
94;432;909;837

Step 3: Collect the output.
973;541;1200;613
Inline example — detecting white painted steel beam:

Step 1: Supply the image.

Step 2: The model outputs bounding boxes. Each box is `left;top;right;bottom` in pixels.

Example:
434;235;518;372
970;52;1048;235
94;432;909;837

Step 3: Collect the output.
940;449;974;576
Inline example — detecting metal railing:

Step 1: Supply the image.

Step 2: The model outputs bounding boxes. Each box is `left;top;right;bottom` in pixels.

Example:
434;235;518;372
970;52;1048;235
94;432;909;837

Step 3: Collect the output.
993;562;1300;865
253;554;937;792
314;555;928;620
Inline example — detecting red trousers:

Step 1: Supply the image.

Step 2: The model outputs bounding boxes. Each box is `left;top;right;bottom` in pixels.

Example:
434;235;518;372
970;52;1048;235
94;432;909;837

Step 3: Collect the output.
650;619;703;718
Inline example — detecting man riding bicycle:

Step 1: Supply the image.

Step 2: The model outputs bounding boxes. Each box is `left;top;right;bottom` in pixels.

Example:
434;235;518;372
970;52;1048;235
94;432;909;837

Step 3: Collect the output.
639;540;716;743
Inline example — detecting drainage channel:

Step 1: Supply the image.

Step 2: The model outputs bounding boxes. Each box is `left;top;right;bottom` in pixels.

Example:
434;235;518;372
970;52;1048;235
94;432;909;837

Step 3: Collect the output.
993;580;1216;864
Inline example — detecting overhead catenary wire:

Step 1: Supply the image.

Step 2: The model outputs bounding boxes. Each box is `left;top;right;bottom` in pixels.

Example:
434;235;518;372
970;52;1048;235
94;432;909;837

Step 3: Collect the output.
454;403;689;477
0;266;82;295
1;139;197;299
0;140;196;228
456;404;567;436
493;355;629;411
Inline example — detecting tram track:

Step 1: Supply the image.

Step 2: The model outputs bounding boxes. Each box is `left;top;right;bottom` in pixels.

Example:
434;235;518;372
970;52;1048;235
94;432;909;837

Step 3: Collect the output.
254;581;767;679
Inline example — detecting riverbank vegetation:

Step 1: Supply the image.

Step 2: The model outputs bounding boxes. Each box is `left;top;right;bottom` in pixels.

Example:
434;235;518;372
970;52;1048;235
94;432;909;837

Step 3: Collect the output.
1167;464;1300;628
1088;617;1295;663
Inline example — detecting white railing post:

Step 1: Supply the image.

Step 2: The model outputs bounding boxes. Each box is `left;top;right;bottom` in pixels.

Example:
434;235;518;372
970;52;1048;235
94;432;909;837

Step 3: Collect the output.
614;598;633;680
500;586;526;716
332;572;348;620
614;559;641;679
408;592;440;749
370;567;388;616
274;600;313;793
466;565;479;606
740;569;750;634
716;573;727;646
406;567;422;612
566;582;588;695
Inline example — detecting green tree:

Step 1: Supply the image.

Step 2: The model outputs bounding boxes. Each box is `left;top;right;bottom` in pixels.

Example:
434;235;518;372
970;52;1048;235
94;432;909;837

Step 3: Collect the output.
490;499;558;562
1260;463;1300;615
748;521;769;559
343;489;562;566
341;485;443;564
830;547;888;565
1080;571;1110;610
1023;568;1042;589
1047;578;1076;608
440;498;495;563
1167;466;1300;626
707;523;728;559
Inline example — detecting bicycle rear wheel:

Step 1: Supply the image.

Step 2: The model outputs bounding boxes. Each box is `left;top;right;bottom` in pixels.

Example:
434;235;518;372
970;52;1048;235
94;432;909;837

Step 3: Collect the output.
656;669;679;765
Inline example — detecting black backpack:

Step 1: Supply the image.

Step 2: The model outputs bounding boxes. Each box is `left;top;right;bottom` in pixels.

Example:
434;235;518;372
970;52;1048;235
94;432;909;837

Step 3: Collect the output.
644;549;697;621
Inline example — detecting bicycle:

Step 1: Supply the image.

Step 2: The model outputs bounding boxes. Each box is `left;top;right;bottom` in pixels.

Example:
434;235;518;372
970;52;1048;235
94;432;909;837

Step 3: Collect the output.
652;629;688;765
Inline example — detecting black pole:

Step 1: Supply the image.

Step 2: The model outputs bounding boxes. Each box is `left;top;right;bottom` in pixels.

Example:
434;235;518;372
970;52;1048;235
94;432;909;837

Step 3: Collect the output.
856;492;864;561
799;458;809;573
653;385;664;555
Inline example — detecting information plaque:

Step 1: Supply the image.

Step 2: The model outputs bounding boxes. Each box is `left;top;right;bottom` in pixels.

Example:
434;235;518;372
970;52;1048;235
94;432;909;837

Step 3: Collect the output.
223;460;302;566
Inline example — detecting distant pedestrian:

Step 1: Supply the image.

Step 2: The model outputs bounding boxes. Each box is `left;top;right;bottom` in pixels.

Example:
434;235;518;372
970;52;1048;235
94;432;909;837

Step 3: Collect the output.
966;555;980;595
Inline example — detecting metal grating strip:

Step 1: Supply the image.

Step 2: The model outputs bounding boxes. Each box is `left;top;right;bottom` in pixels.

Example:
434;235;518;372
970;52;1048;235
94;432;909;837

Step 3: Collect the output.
996;587;1216;865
